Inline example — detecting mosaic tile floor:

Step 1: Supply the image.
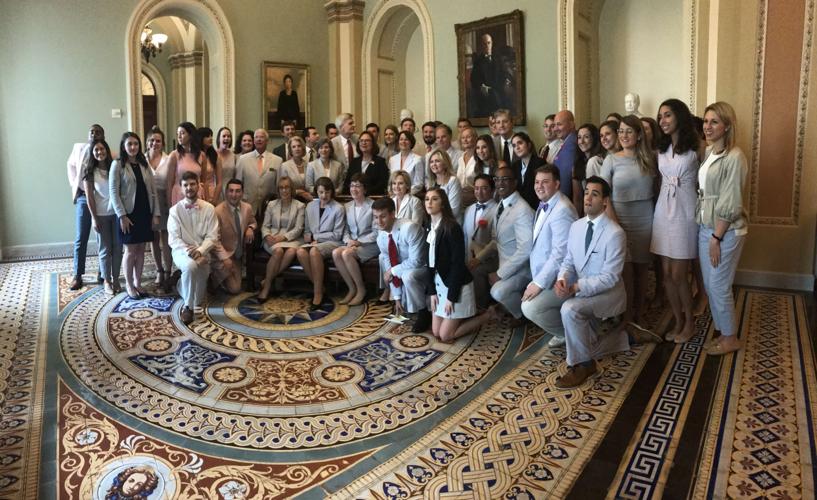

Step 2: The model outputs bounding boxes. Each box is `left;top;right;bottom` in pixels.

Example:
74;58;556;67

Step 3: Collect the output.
0;258;815;499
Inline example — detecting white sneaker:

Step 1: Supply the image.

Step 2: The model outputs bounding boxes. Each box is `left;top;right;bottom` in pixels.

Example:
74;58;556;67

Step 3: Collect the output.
547;336;566;347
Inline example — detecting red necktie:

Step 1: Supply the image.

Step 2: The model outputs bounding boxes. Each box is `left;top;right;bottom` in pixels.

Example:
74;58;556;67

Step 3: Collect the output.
388;234;402;287
346;139;354;166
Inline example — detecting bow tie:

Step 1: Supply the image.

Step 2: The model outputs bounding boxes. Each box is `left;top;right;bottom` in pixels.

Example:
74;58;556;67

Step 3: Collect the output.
184;203;199;210
475;203;487;211
538;201;549;212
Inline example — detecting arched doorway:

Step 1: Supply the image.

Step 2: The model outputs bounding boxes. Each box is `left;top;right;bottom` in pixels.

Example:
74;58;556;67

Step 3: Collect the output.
140;63;167;139
125;0;234;135
362;0;435;126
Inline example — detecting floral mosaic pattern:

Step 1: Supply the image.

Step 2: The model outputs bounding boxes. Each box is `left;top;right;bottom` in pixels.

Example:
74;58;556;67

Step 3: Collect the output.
108;315;180;351
335;338;441;392
129;340;235;393
56;380;373;499
221;358;344;405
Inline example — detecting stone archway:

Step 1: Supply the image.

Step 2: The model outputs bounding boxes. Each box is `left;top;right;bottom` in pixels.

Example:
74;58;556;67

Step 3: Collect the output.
362;0;435;125
125;0;235;134
141;63;167;136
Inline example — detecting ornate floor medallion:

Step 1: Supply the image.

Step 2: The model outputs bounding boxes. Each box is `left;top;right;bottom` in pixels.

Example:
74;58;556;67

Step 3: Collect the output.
60;288;513;449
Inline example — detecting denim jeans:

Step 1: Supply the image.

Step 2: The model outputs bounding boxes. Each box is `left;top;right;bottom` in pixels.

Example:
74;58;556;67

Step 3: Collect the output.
698;226;746;336
72;195;102;277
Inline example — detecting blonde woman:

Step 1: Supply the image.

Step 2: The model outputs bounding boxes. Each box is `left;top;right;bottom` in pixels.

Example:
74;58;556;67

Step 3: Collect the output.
427;149;462;220
697;101;747;356
600;115;657;333
389;170;423;226
257;176;305;301
279;135;312;202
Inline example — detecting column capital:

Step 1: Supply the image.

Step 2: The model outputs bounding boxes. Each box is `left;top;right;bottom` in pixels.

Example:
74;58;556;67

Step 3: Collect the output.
325;0;365;23
168;51;204;70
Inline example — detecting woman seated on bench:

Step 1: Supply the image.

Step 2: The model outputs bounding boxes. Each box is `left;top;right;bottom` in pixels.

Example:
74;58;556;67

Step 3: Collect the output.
333;173;379;306
258;176;304;301
297;177;346;309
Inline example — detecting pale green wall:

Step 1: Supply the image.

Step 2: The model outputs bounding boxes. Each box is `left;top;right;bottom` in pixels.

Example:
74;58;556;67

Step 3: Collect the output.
363;1;560;144
599;0;686;118
404;25;425;121
0;0;329;248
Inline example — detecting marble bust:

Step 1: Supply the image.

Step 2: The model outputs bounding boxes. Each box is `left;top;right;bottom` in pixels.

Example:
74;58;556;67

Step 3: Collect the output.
624;92;643;117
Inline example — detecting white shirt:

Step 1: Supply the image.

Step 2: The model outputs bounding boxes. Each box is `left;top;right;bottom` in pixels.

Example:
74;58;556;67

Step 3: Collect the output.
167;198;219;256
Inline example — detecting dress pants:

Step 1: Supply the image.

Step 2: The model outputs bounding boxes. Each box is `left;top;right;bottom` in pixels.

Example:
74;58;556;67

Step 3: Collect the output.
389;267;427;314
172;249;210;308
73;195;102;277
698;226;745;336
561;281;629;366
490;271;530;319
521;287;566;338
95;215;122;283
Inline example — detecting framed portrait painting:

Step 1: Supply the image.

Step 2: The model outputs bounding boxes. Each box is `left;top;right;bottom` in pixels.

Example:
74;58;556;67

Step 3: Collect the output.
262;61;310;134
455;10;525;126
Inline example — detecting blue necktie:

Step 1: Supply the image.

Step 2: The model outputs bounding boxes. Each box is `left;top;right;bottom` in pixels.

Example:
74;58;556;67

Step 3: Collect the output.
585;221;594;252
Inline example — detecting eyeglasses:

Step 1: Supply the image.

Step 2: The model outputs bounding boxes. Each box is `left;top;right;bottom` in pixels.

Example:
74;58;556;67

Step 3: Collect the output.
493;176;513;182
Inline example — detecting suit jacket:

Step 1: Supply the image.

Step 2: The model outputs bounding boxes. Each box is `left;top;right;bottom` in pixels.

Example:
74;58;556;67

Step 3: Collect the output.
529;192;577;289
306;158;344;194
512;155;545;209
462;198;497;257
393;194;424;226
389;152;425;195
493;135;517;164
261;198;305;242
476;191;533;280
377;218;426;277
430;222;473;302
214;200;257;260
553;132;578;198
343;198;377;243
109;159;160;217
344;155;389;196
272;142;289;161
304;199;345;243
558;213;626;308
235;149;283;213
331;135;358;170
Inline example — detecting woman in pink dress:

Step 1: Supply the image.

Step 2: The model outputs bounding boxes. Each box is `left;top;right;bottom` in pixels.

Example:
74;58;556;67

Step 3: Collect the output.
650;98;702;343
165;122;207;206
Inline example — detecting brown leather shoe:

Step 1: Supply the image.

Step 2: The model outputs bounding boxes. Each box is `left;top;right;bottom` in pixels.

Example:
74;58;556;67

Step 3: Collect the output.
555;362;598;389
69;276;83;290
180;306;194;325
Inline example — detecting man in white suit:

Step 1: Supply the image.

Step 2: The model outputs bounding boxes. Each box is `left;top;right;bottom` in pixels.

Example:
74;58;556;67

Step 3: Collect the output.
373;197;432;333
473;166;533;324
331;113;358;170
521;166;578;347
463;174;498;310
235;128;282;213
168;172;219;325
554;176;659;389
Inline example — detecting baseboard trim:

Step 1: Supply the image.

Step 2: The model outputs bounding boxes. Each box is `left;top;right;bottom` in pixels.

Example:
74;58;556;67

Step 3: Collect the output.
735;269;814;292
1;241;98;261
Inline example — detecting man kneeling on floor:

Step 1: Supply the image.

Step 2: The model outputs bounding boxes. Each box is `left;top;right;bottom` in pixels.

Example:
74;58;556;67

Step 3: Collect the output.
554;176;659;389
373;197;432;333
168;171;219;324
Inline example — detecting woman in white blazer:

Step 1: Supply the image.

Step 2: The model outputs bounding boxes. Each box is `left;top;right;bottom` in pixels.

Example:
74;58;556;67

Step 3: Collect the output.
305;138;344;196
109;132;160;299
389;130;425;195
257;176;305;301
389;170;424;226
332;173;379;306
296;177;346;309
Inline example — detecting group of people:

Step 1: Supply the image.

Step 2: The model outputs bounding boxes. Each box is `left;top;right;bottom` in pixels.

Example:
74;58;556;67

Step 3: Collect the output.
67;98;748;386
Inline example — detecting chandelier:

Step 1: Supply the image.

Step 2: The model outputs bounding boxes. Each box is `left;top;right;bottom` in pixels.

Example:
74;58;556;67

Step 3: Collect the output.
140;26;168;63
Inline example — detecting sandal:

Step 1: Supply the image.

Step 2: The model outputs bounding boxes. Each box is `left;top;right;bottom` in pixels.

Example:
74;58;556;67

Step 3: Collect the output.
706;339;741;356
